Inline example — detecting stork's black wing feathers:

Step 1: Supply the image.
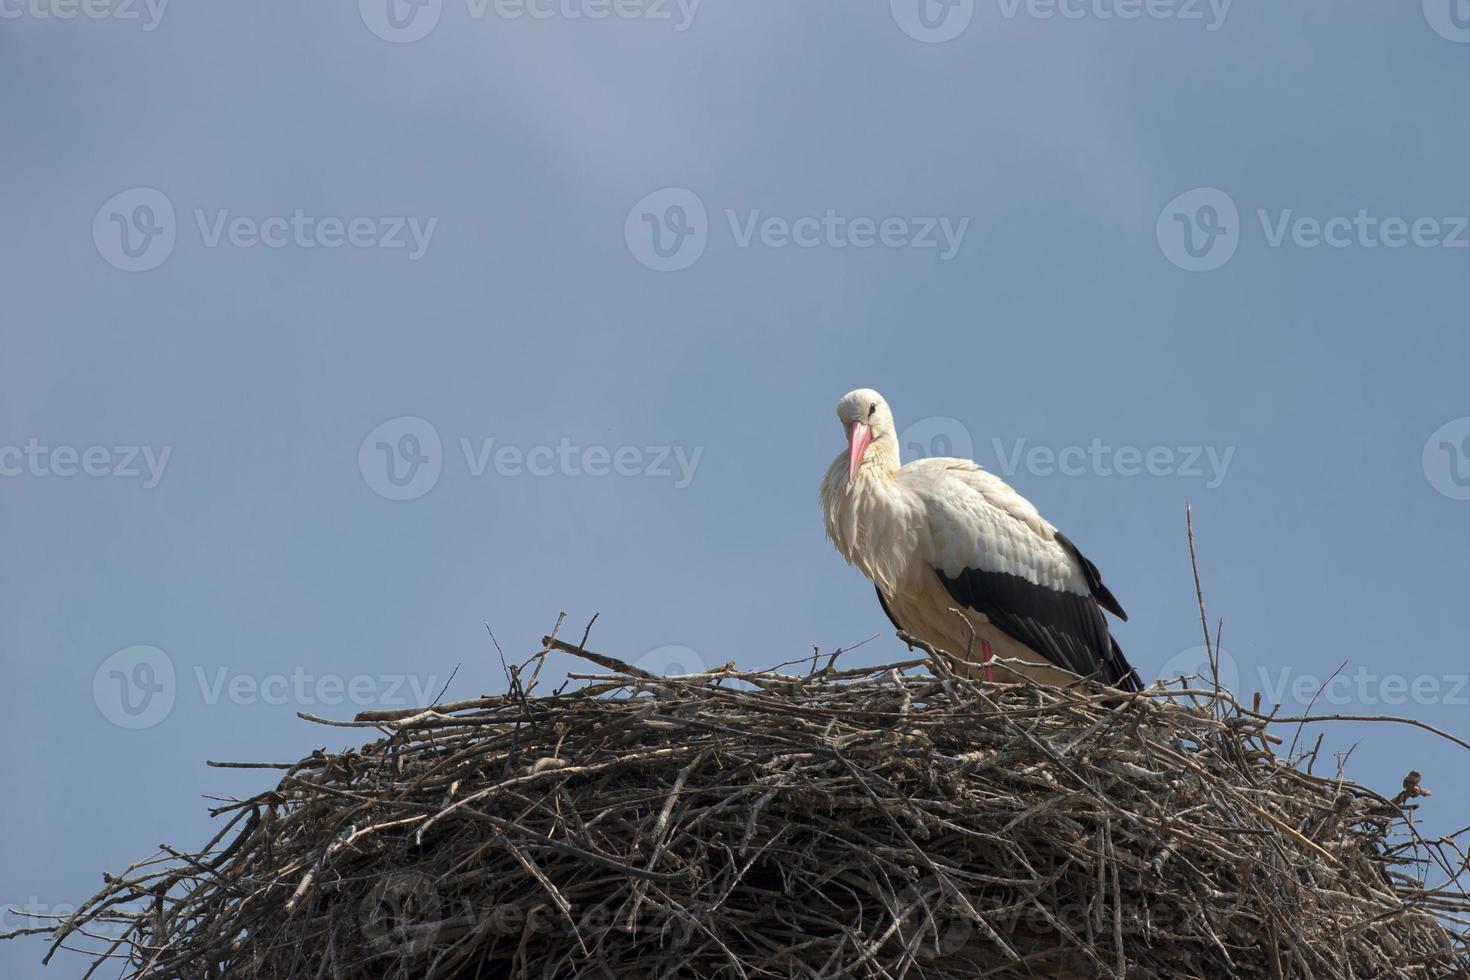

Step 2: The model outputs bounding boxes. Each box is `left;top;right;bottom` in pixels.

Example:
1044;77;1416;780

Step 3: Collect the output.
1110;635;1141;692
874;586;904;632
1055;530;1127;621
937;566;1142;692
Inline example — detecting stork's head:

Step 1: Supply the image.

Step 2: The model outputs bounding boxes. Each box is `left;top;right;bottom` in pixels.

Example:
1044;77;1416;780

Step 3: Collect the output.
836;388;896;481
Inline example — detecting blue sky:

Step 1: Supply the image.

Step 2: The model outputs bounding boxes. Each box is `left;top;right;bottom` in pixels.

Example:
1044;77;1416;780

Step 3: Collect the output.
4;2;1470;973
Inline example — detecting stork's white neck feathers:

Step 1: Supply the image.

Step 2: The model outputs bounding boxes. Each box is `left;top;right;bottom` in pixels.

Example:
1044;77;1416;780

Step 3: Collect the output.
821;446;919;599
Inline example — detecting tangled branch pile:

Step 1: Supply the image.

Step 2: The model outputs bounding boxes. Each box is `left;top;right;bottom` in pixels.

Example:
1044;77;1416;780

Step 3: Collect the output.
24;625;1470;979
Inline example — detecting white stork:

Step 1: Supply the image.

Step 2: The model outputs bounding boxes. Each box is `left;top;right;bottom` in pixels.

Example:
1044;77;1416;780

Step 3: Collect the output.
820;388;1142;691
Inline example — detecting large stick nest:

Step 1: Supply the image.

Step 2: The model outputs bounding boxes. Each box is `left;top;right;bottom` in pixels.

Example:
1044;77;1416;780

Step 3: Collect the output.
20;623;1470;979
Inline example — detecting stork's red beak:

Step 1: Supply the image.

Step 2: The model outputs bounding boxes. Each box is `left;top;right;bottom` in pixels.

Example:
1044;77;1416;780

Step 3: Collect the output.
847;421;873;481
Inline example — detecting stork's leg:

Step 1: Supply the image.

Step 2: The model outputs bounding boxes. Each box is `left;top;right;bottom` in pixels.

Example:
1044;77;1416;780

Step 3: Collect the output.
981;638;994;684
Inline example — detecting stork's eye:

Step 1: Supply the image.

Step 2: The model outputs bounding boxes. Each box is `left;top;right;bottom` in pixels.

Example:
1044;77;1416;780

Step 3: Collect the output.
868;403;877;418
